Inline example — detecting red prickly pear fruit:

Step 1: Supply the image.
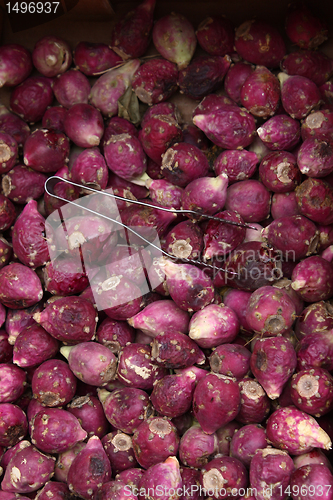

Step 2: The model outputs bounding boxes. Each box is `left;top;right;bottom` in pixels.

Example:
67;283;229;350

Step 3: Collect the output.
245;285;297;336
279;73;321;120
209;344;251;379
273;277;304;316
146;178;183;209
0;236;12;271
128;300;190;337
153;13;196;70
31;408;87;454
26;399;47;430
2;165;47;204
138;456;182;499
295;178;333;225
214;149;258;184
172;412;194;437
0;195;17;231
100;480;137;500
296;330;333;372
5;303;42;345
236;378;271;424
89;59;141;118
281;50;333;87
317;224;333;252
0;331;12;363
240;66;280;118
178;55;231;100
290;464;333;500
67;395;109;439
301;109;333;142
266;406;332;455
61;342;117;387
103;245;152;288
181;173;228;216
1;441;55;493
235;20;286;68
230;424;268;468
179;422;218;468
108;171;148;200
271;191;300;219
132;417;179;469
160;259;215;312
13;324;59;368
0;403;27;447
141;101;180;128
74;41;122;76
98;387;151;434
132;58;178;105
297;138;333;177
319;81;333;111
117;343;168;390
35;481;70;500
244;223;264;244
189;304;240;349
102;118;138;153
285;5;328;50
0;44;32;87
43;256;89;296
42;106;67;133
225;62;255;105
200;456;248;499
52;69;90;108
0;264;43;309
0;105;30;148
64;103;104;148
290;367;333;417
262;215;319;261
293;449;332;470
0;363;26;403
215;421;242;456
150;371;196;418
115;468;144;489
139;115;183;165
104;133;146;181
179;467;202;500
102;431;138;474
10;76;53;124
23;128;70;173
54;442;86;483
31;359;77;407
249;448;294;500
151;330;205;369
96;317;135;353
67;435;111;499
257;114;301;151
164;220;204;261
0;133;18;174
44;165;80;216
32;36;71;77
291;256;333;302
225;179;271;222
161;142;209;187
193;372;241;434
251;337;297;399
196;15;234;57
259;151;301;193
70;147;108;189
295;301;333;340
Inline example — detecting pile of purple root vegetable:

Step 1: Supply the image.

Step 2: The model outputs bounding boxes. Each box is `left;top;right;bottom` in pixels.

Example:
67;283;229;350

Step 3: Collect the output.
1;1;333;499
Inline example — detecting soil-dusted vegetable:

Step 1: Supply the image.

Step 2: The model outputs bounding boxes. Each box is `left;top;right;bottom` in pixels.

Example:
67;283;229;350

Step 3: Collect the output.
150;371;196;418
64;103;104;148
295;178;333;225
196;15;234;56
10;76;54;124
285;4;328;50
237;378;271;424
104;133;146;181
230;424;268;467
128;300;189;337
259;151;301;193
179;422;218;468
200;456;248;500
279;73;321;119
2;164;47;204
32;35;72;77
52;69;90;108
0;403;27;447
210;344;251;379
102;431;138;474
240;65;280;118
297;138;333;177
151;330;205;368
225;179;271;222
291;255;333;302
132;57;178;105
214;149;258;184
31;359;77;407
0;44;32;87
290;367;333;417
67;395;109;438
74;41;122;75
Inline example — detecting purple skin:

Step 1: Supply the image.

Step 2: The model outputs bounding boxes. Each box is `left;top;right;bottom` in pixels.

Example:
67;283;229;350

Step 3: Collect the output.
164;220;204;261
138;456;182;499
31;408;87;454
161;142;209;187
291;256;333;302
103;245;152;287
180;467;202;500
70;147;108;189
27;399;47;431
151;330;205;369
5;302;42;345
141;102;179;128
132;57;178;105
257;114;301;151
235;20;286;67
193;373;241;434
74;41;122;75
100;480;138;500
209;344;251;379
0;403;27;447
279;73;321;120
271;191;300;219
31;359;77;407
189;304;240;349
291;464;333;500
216;421;242;455
54;442;86;482
35;482;70;500
117;344;168;390
132;417;179;469
0;104;30;148
64;103;104;148
266;406;332;455
150;371;196;418
32;36;71;77
293;450;332;470
0;44;32;87
319;81;333;111
104;133;147;181
67;435;111;499
0;440;27;471
200;456;248;500
179;422;218;468
102;117;138;153
196;15;234;57
147;179;183;209
224;62;254;104
61;342;117;387
161;259;215;312
259;151;301;193
240;66;280;118
0;303;5;329
23;128;70;173
139;115;183;165
109;170;147;199
98;387;151;434
67;395;109;438
0;133;18;175
102;432;138;474
10;76;54;124
181;173;228;216
244;223;264;244
116;467;144;489
0;264;43;309
214;149;258;184
290;368;333;417
44;165;80;216
273;277;304;316
230;424;268;468
225;179;271;222
285;4;328;50
128;300;190;337
263;215;319;261
0;331;12;363
43;256;89;296
2;164;47;204
296;330;333;372
1;441;55;493
281;50;333;87
301;109;333;142
89;59;141;117
0;237;12;271
42;106;67;133
249;448;294;500
52;69;90;108
96;317;135;353
295;178;333;225
13;324;59;368
236;378;271;424
297;138;333;177
295;301;333;340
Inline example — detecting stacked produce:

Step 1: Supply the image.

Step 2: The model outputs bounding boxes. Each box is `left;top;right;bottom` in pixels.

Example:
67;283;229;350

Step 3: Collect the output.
0;1;333;499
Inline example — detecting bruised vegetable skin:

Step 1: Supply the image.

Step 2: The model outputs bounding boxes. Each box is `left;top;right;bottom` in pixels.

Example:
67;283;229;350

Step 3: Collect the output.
151;330;205;369
161;142;209;187
214;149;258;183
179;422;218;468
102;431;138;474
209;344;251;379
67;395;109;439
259;151;301;193
150;371;196;418
295;178;333;225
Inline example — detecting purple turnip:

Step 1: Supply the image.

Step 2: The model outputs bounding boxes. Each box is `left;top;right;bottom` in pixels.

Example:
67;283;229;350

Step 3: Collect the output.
225;180;271;222
151;330;205;368
240;65;280;118
104;133;146;181
0;403;27;448
214;149;258;184
0;264;43;309
128;300;189;337
279;73;321;119
150;371;196;418
42;105;66;133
